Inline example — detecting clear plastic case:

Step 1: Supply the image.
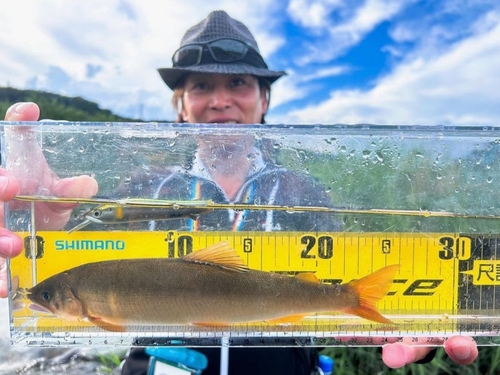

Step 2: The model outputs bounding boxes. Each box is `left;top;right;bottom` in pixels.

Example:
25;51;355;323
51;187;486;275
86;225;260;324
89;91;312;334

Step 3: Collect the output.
3;121;500;347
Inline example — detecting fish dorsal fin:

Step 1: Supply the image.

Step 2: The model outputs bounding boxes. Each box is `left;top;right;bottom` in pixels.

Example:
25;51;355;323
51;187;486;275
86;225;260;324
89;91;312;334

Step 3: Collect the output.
183;241;249;273
295;273;319;283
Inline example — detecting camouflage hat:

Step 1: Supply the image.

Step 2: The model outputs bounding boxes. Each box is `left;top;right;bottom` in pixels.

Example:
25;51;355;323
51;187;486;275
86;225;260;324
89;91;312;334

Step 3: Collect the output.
158;10;286;90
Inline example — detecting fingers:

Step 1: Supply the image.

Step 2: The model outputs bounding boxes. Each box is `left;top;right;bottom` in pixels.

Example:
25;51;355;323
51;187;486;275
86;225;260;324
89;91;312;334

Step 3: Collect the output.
383;335;478;369
4;102;40;121
1;102;76;298
33;175;99;230
52;175;99;201
0;228;23;259
382;342;435;369
0;169;20;203
0;258;9;298
0;230;23;298
0;132;24;299
444;336;478;365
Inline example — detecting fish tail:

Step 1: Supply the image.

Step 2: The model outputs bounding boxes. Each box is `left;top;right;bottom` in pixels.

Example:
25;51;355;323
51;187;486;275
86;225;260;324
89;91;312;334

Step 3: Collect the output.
344;264;399;324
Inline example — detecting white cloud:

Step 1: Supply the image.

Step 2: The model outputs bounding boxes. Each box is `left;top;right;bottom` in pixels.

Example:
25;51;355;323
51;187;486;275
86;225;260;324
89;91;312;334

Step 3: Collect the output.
266;65;352;114
284;12;500;125
291;0;411;65
389;24;417;43
287;0;345;29
387;1;500;61
299;65;351;82
269;69;309;110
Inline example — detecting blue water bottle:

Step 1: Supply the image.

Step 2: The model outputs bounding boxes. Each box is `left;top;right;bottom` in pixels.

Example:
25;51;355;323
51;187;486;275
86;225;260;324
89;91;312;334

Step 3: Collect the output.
145;347;208;374
318;355;334;375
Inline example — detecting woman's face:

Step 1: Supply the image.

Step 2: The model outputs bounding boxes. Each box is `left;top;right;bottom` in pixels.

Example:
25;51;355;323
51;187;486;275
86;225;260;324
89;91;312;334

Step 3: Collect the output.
180;73;268;124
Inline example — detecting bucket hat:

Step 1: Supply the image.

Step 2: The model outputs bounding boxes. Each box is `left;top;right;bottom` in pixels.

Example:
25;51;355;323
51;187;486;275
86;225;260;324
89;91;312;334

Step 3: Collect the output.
158;10;286;90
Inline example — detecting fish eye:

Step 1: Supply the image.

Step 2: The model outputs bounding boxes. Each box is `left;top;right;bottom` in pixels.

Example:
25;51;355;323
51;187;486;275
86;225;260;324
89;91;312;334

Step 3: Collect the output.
93;210;102;218
41;291;51;301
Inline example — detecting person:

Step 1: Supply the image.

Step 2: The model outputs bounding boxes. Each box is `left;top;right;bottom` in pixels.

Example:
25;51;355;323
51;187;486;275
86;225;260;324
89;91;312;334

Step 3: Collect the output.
0;10;478;374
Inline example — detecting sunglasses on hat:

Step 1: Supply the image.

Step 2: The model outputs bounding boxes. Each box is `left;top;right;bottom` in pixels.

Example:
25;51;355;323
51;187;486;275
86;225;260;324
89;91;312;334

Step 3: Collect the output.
172;38;268;69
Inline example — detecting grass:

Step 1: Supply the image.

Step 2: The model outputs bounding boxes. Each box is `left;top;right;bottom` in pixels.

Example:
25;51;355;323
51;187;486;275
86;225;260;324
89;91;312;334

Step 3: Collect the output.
320;346;500;374
96;350;126;374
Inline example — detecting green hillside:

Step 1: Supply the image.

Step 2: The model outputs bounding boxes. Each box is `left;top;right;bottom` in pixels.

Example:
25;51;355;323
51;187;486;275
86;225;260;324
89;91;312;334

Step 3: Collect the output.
0;87;139;121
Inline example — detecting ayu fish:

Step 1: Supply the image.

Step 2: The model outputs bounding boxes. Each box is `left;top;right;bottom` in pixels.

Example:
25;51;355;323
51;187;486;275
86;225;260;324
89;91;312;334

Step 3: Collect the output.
27;242;399;332
68;202;214;232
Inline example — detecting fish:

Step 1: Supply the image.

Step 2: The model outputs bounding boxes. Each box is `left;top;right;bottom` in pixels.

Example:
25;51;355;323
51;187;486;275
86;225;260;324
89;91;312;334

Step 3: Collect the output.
68;202;214;232
27;241;399;332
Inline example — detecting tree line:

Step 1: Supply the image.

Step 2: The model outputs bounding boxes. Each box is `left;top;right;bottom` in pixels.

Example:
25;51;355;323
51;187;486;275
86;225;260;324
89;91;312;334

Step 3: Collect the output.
0;87;139;122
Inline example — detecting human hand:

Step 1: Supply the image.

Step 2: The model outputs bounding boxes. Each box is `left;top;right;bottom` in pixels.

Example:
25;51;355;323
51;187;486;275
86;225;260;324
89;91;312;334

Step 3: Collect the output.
0;102;98;297
382;335;478;368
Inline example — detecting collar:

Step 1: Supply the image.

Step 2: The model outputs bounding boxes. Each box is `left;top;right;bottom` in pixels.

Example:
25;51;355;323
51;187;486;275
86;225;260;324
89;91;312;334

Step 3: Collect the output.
189;147;266;182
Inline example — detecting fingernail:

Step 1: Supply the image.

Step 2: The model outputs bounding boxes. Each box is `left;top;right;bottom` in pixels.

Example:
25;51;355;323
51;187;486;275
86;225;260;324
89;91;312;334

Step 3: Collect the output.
451;344;471;360
13;102;32;114
0;236;15;258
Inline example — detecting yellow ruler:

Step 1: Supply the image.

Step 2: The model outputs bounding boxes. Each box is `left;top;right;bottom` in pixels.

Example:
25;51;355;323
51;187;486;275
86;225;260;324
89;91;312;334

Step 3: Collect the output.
10;229;500;347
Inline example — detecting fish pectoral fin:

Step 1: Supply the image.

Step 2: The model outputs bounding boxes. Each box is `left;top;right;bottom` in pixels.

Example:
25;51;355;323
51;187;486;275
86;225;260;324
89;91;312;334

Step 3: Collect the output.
88;315;126;332
11;275;19;293
267;314;308;324
183;241;249;272
295;273;319;283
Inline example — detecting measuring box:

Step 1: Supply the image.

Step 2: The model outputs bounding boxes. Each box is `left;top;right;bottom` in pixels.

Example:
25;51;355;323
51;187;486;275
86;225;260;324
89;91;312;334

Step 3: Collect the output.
2;121;500;347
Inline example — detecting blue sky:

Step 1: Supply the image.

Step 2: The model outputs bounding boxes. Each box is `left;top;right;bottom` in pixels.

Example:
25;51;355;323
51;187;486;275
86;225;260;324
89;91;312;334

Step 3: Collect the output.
1;0;500;125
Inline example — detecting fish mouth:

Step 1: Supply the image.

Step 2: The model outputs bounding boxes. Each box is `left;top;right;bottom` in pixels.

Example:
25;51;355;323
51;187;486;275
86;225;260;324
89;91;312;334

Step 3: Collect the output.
28;303;52;314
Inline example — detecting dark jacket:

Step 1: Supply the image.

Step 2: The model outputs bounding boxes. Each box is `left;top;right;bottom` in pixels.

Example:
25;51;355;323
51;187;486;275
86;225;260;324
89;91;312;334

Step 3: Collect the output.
118;154;341;233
